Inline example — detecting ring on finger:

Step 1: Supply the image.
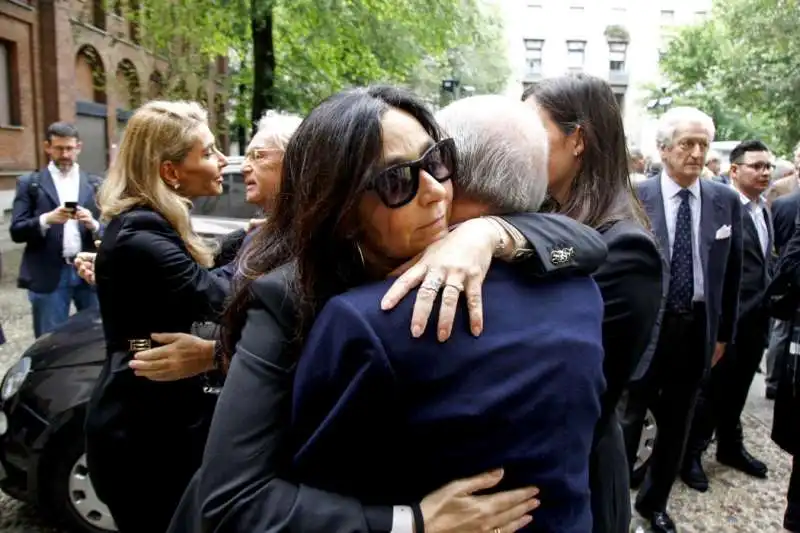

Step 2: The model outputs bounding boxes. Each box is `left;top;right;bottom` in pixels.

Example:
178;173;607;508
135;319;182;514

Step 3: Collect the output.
493;528;501;533
444;282;464;292
420;276;444;292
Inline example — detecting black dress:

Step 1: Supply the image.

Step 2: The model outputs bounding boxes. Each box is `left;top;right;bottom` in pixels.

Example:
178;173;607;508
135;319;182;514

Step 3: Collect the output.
85;207;229;532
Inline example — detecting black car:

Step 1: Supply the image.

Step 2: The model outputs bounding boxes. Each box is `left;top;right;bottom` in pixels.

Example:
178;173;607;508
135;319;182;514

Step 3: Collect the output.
0;309;116;532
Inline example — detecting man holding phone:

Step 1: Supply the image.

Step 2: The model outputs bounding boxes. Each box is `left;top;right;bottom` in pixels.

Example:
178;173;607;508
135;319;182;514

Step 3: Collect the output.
9;122;102;337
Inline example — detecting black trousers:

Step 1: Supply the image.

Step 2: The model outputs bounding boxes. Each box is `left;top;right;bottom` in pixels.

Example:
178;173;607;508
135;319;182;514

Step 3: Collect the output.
589;411;631;533
789;456;800;520
620;305;707;512
686;315;769;456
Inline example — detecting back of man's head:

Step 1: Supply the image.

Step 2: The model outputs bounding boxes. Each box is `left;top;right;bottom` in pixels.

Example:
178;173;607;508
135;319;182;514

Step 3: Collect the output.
435;95;549;214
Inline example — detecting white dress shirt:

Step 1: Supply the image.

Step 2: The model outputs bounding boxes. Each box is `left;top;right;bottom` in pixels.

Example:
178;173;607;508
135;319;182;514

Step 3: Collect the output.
38;162;86;258
734;186;769;257
391;506;414;532
660;172;705;302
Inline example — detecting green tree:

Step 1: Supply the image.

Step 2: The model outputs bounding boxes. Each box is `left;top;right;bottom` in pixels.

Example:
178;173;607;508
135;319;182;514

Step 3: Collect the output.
655;0;800;155
405;1;511;108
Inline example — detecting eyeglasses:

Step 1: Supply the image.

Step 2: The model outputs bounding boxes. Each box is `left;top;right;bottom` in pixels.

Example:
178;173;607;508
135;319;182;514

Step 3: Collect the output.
740;162;775;173
244;148;283;164
368;138;457;209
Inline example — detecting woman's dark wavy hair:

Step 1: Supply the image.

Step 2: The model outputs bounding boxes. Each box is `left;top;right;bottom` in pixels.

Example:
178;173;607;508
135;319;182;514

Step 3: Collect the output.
223;85;443;358
522;73;649;230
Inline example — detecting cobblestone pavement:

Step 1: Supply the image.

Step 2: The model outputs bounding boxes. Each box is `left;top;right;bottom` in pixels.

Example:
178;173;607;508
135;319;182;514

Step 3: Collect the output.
0;252;794;532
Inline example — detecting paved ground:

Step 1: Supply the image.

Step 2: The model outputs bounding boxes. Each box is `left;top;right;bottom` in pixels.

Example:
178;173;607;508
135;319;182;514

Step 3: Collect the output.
0;248;795;532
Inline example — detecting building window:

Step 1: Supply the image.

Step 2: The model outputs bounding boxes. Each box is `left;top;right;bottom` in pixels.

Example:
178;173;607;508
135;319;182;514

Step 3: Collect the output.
566;40;586;72
92;0;106;30
609;41;627;72
524;39;544;76
660;10;675;25
695;10;707;20
614;92;625;110
611;6;627;18
527;2;543;9
0;40;19;127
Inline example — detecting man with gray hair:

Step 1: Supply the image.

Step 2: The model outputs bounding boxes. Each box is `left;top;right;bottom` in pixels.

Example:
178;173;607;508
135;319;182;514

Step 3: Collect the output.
290;94;607;533
620;106;743;533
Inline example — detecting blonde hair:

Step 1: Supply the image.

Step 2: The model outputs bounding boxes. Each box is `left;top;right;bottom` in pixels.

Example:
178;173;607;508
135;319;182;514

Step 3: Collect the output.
98;100;215;267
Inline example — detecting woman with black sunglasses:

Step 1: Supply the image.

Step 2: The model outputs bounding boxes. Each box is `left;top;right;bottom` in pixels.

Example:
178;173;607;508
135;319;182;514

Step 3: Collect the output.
169;85;608;533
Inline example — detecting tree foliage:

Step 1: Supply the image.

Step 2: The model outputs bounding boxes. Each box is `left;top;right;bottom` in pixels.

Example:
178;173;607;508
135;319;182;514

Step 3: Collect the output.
655;0;800;156
110;0;509;128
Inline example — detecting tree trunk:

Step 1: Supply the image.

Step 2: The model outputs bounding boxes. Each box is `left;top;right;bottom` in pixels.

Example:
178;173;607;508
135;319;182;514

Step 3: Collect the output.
251;1;275;132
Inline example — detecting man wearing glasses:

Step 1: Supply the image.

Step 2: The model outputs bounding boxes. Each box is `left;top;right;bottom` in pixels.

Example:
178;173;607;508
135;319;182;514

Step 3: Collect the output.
682;140;773;492
9;122;102;337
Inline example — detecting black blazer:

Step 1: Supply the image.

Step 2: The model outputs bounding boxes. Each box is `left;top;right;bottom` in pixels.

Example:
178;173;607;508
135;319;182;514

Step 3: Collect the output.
771;190;800;255
738;204;773;334
9;167;103;292
169;212;608;533
84;207;229;522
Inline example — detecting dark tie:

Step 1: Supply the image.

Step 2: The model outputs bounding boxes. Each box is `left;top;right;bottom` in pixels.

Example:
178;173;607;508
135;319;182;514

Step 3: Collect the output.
667;189;694;312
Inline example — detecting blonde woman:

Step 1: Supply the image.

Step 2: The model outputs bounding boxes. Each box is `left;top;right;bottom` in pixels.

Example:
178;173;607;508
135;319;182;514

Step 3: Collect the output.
84;100;229;533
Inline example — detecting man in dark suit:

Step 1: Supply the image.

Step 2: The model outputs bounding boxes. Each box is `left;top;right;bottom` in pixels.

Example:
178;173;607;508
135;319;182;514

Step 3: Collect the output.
682;140;773;492
620;107;743;533
765;188;800;398
9;122;101;337
289;96;606;533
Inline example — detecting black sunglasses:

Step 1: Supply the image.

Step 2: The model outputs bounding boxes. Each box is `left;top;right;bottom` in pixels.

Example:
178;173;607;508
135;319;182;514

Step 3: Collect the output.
368;138;457;208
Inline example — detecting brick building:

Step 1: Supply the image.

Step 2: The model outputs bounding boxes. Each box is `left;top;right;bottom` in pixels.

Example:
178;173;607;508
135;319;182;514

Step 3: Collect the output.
0;0;228;216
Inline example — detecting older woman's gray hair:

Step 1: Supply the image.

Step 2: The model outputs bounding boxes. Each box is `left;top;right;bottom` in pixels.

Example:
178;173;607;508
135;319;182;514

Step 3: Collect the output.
655;107;716;149
435;95;549;213
250;110;303;151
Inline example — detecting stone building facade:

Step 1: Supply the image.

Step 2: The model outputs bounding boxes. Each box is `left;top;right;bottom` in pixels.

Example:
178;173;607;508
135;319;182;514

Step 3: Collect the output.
0;0;228;216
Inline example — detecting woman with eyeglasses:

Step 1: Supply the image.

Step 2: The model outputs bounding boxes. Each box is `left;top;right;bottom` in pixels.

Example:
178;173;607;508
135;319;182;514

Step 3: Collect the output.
169;86;609;533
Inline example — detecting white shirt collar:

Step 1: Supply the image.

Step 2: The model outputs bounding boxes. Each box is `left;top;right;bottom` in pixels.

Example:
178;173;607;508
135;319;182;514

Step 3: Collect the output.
730;183;765;209
660;171;701;199
48;161;80;179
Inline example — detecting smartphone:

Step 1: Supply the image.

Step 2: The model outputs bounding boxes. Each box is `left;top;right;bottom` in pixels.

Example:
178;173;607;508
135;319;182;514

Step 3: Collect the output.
64;201;78;212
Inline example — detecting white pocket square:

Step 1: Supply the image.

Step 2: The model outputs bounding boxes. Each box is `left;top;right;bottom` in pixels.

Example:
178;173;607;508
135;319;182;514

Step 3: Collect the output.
715;225;732;240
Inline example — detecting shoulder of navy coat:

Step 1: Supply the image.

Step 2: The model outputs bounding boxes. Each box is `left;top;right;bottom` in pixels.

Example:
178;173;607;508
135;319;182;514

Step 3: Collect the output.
291;263;606;533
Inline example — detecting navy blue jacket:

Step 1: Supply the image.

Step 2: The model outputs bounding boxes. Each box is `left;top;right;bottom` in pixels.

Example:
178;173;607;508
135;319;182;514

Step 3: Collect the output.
9;168;103;293
772;190;800;255
636;177;743;362
291;263;606;533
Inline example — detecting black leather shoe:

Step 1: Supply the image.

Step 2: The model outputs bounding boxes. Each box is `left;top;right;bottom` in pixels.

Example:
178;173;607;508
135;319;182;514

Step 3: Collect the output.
681;455;709;492
717;445;768;478
785;505;800;532
635;505;677;533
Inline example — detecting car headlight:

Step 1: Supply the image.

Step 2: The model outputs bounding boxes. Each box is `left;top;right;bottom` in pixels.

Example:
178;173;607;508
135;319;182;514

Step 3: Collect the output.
1;357;31;401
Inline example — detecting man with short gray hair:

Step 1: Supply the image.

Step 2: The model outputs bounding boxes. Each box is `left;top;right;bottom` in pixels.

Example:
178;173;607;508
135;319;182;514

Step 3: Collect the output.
290;95;607;533
620;106;743;533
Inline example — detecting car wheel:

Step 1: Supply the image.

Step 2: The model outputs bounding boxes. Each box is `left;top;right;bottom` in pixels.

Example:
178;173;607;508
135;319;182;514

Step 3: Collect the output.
631;409;657;488
42;429;118;533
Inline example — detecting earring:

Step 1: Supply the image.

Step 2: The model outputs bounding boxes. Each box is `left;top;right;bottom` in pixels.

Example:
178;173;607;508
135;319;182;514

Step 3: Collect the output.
173;182;180;190
354;241;365;269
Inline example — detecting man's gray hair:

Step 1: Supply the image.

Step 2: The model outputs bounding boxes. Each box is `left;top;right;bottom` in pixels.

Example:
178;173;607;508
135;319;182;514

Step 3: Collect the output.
251;110;303;151
705;150;722;164
655;106;716;149
435;95;549;213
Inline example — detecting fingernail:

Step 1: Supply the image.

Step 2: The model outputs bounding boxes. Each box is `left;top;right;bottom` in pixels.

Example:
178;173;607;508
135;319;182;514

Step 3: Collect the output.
491;468;504;477
530;499;540;509
471;325;481;336
438;329;447;342
411;325;422;338
521;515;533;525
529;487;540;496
